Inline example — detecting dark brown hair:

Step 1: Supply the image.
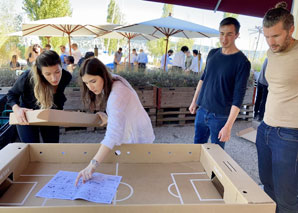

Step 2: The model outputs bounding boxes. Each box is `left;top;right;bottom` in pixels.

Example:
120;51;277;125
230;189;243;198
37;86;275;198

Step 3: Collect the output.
79;57;113;111
263;2;294;30
32;50;61;109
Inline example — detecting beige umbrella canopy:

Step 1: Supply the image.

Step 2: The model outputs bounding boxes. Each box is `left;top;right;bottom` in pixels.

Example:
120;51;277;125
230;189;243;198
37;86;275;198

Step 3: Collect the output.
117;15;219;70
97;31;157;63
22;17;120;54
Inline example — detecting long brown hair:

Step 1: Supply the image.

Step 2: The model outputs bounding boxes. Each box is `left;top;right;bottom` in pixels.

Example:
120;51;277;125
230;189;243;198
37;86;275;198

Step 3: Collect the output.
79;57;113;111
32;50;61;109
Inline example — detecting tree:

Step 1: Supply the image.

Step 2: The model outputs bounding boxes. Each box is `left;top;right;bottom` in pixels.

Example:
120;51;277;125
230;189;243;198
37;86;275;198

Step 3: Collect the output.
176;38;194;53
23;0;72;51
147;4;174;60
104;0;125;54
0;0;23;66
223;12;239;19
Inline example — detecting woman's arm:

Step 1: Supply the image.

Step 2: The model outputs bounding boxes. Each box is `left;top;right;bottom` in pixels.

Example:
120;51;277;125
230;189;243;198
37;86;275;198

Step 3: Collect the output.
75;144;111;186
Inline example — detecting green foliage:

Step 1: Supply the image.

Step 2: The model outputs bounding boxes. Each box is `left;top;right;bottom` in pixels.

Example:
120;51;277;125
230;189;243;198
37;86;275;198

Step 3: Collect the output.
162;4;173;17
0;0;22;65
23;0;72;51
104;0;125;54
176;38;194;52
147;38;175;58
117;69;201;87
146;4;174;58
0;68;18;87
223;12;239;19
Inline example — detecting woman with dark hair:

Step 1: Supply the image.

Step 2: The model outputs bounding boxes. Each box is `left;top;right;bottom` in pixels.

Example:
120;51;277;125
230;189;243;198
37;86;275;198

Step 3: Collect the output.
7;50;72;143
75;57;155;186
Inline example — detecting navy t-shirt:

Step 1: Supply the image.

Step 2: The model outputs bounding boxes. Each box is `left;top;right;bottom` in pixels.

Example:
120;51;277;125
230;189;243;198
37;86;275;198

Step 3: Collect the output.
197;48;251;116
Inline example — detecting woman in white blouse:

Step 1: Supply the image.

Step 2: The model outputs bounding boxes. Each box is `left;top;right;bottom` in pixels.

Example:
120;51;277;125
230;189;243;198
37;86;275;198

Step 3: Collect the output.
75;57;155;185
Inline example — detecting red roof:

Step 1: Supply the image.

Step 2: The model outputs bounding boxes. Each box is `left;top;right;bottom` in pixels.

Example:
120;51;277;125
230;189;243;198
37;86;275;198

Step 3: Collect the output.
144;0;293;18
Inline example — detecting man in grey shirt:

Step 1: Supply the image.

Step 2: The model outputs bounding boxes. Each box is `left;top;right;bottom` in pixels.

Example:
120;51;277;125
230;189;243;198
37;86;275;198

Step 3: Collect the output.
114;48;123;71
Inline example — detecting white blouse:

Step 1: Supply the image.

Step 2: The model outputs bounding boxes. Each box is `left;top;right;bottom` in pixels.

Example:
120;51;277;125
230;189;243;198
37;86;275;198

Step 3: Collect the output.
101;75;155;149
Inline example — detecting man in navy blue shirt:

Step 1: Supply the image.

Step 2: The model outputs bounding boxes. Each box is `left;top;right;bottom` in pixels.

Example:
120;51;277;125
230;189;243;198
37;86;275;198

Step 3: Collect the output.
189;17;251;149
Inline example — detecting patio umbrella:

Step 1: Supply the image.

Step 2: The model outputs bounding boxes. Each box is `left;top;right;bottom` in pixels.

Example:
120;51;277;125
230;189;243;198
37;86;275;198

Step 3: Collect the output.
117;14;219;70
97;31;158;63
22;17;119;54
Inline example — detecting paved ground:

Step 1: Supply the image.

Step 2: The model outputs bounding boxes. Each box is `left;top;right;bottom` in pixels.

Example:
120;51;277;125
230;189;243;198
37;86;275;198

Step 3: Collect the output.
60;120;261;184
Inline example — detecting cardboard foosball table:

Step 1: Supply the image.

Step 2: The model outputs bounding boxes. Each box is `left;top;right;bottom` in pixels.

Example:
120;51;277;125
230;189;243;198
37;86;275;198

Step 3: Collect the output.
0;143;275;213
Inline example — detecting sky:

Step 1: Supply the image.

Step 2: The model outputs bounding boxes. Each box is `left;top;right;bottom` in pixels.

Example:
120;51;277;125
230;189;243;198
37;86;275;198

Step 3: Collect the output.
13;0;269;51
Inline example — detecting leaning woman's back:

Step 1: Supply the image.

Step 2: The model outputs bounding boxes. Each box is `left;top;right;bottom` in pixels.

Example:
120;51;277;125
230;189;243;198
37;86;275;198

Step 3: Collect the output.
102;75;155;149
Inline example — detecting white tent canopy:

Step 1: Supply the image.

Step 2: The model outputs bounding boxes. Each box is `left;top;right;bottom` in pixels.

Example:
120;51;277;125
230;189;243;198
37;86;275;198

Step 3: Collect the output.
116;15;219;70
22;17;120;54
97;31;158;63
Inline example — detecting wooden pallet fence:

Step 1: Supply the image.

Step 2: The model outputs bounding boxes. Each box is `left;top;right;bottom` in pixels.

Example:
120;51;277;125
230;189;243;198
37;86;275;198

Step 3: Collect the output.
237;103;254;120
156;107;195;126
157;87;196;109
134;86;157;108
64;87;84;111
144;107;157;126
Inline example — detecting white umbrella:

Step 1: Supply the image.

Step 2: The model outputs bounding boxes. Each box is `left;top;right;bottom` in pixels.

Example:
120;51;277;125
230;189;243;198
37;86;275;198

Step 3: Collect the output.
22;17;119;54
97;31;158;63
117;15;219;70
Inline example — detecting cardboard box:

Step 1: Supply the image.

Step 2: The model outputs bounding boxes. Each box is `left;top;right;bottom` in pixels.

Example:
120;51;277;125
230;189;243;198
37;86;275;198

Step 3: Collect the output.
237;127;257;143
9;109;107;127
0;143;275;212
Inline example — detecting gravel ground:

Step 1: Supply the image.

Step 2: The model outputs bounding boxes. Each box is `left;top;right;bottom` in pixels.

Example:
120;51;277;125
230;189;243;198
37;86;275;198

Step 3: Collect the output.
60;120;261;184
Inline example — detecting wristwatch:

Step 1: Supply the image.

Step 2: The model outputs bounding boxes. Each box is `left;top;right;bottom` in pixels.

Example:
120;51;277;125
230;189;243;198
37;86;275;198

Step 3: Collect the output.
90;159;99;168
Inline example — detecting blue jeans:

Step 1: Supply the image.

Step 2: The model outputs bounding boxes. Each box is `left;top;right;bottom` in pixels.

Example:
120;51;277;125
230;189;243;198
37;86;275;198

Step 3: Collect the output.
256;121;298;213
194;107;228;149
16;125;59;143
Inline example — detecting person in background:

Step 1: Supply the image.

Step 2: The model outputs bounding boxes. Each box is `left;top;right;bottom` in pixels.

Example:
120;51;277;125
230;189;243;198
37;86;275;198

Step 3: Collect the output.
113;47;123;71
75;58;154;186
60;45;68;70
172;46;188;72
78;51;95;67
65;56;76;74
253;58;268;121
125;48;138;69
71;43;82;64
186;50;203;74
185;50;193;71
137;49;148;69
160;49;173;71
257;2;298;212
45;44;51;51
26;44;42;67
10;55;21;71
7;50;72;143
189;17;251;149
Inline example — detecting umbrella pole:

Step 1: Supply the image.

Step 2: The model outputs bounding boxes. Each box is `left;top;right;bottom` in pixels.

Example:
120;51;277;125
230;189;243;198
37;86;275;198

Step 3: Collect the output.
128;38;131;65
68;34;72;55
163;36;169;72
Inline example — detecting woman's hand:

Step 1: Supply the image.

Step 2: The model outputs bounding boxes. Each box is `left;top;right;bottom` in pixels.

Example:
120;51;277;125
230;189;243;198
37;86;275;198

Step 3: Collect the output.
12;105;32;125
75;162;96;186
96;112;108;126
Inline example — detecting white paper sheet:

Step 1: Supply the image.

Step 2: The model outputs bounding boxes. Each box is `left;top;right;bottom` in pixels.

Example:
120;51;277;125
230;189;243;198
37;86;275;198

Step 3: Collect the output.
36;171;122;204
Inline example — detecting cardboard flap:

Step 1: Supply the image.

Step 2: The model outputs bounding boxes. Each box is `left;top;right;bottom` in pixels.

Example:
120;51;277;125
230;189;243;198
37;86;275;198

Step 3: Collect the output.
236;127;257;143
200;144;273;204
0;143;29;184
9;109;106;127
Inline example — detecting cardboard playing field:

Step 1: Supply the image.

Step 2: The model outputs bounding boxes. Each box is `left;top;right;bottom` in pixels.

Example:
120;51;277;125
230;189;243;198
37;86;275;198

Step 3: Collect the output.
0;143;275;213
9;109;107;127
